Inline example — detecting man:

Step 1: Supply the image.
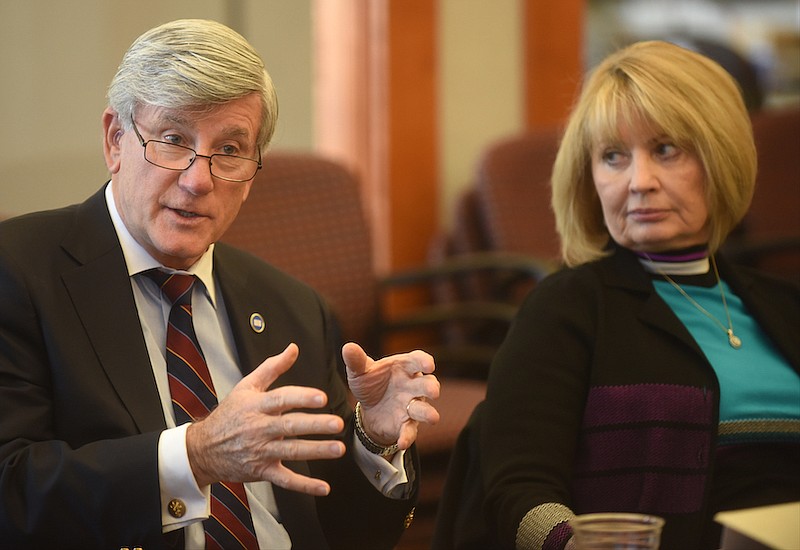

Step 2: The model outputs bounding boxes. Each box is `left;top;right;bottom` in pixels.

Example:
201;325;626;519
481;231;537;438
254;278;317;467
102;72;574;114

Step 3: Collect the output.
0;19;439;550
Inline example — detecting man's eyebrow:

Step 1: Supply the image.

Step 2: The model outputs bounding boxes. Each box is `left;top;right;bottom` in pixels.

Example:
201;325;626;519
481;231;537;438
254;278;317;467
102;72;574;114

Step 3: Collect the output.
156;113;252;139
219;127;251;139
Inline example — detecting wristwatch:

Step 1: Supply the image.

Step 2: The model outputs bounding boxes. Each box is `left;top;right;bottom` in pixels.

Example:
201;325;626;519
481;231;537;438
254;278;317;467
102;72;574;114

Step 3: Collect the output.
354;401;399;457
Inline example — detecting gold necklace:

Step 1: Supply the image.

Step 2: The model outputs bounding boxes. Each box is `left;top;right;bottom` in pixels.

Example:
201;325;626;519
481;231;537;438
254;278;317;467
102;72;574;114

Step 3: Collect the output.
651;254;742;350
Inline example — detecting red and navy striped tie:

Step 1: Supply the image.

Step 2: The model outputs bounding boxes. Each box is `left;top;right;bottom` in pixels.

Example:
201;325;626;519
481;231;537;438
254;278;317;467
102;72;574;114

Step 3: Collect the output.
146;270;258;550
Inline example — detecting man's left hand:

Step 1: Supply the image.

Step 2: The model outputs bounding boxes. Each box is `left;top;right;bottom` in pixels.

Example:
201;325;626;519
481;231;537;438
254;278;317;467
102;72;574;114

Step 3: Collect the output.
343;343;440;452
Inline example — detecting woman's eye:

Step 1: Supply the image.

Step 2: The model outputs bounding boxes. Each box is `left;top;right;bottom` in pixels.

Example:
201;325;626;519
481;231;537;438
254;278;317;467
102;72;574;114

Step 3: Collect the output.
221;144;239;156
655;142;679;158
602;150;624;165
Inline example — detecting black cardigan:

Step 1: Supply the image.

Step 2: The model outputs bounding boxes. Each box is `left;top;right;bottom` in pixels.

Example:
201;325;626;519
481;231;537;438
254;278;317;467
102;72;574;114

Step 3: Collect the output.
435;247;800;550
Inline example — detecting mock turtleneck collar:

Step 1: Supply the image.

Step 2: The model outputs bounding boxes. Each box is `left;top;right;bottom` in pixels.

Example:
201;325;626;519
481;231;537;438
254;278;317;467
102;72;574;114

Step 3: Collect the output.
634;245;711;276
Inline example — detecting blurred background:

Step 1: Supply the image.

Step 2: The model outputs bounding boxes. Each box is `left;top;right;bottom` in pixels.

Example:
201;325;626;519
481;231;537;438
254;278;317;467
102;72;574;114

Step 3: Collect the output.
1;2;797;548
1;0;797;272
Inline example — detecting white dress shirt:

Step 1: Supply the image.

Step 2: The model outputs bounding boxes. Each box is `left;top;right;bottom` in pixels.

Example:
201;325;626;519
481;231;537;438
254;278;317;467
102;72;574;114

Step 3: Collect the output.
104;183;409;548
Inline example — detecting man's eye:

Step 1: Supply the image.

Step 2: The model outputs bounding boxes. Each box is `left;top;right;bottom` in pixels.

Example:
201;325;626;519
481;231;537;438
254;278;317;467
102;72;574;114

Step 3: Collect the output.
221;144;239;156
163;135;184;146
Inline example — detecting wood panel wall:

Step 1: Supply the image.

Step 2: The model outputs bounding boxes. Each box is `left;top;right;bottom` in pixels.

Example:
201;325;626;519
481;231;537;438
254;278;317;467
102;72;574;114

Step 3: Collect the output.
315;0;584;273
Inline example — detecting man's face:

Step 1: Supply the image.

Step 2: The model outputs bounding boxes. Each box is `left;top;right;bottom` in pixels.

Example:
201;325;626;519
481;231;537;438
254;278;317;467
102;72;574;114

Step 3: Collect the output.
103;94;262;269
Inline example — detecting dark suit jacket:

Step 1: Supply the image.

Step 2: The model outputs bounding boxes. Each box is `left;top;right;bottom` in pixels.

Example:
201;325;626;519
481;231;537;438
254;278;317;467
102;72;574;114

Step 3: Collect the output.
435;246;799;550
0;187;416;550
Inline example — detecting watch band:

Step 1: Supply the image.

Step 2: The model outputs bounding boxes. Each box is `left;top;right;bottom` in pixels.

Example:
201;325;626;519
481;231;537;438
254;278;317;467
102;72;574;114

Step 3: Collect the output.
354;401;399;457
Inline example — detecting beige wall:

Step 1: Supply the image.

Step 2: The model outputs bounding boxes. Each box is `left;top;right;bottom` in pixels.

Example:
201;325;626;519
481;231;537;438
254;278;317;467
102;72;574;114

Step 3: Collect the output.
0;0;313;217
0;0;524;228
1;1;797;224
439;0;524;226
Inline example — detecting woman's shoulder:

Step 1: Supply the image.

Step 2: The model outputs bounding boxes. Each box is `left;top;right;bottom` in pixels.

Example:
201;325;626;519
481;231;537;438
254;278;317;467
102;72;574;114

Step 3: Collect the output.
524;250;649;312
722;256;800;302
538;253;617;291
519;259;609;316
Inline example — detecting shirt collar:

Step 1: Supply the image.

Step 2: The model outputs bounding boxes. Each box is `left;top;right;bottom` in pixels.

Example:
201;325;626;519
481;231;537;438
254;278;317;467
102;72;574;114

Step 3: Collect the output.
105;182;218;306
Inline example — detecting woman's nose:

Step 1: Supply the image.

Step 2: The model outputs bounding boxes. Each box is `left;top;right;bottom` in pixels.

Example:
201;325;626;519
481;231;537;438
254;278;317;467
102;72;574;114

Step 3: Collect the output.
629;154;659;193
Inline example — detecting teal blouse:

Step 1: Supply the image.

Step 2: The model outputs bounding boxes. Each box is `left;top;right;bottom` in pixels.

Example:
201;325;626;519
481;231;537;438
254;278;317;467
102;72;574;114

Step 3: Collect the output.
654;278;800;446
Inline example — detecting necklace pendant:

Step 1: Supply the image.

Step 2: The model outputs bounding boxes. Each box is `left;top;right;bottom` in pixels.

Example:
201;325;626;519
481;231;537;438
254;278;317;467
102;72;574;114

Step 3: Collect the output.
727;330;742;349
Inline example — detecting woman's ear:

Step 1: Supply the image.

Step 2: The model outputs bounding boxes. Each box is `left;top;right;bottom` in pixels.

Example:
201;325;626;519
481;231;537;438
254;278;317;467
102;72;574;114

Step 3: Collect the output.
102;107;123;174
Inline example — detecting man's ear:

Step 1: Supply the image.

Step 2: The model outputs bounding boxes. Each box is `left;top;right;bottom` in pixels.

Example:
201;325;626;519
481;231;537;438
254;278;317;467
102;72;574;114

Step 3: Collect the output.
102;107;124;174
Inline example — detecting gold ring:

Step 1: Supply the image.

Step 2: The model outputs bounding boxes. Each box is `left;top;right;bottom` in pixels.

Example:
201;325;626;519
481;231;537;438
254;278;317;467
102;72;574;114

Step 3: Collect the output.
406;396;424;419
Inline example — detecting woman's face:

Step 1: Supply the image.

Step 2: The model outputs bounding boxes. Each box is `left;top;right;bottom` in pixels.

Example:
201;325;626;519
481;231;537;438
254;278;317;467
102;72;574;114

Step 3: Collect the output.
591;119;711;253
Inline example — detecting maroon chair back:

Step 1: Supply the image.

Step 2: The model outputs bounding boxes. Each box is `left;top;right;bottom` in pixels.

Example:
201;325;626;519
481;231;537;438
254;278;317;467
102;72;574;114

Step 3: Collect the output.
726;107;800;282
474;126;563;264
747;107;800;240
222;151;378;350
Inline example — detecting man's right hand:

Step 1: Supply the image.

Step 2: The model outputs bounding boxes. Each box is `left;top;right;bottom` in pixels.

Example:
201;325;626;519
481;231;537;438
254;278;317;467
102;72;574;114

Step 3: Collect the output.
185;343;345;496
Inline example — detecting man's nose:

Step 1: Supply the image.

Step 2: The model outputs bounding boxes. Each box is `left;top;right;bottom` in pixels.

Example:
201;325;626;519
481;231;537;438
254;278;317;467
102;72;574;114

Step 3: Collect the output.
178;154;215;194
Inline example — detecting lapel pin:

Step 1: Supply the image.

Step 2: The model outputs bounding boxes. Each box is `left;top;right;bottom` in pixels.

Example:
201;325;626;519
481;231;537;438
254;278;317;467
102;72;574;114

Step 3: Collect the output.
249;313;266;333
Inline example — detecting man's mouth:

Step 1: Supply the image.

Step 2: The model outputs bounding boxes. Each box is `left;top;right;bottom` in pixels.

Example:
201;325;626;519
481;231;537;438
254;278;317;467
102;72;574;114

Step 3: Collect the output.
171;208;200;218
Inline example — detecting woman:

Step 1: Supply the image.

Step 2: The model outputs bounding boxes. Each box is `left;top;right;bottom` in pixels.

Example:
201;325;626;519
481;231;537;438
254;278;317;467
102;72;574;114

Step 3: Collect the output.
465;41;799;549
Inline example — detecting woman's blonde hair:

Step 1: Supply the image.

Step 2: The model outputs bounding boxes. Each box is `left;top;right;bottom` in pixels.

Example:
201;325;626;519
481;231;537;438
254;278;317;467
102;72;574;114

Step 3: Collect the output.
551;40;757;267
107;19;278;150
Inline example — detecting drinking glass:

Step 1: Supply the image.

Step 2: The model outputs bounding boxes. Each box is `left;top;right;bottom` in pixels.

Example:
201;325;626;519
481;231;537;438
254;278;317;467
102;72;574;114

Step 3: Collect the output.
569;513;665;549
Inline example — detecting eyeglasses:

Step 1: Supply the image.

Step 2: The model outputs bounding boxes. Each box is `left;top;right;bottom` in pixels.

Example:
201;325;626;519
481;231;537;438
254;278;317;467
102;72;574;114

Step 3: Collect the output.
130;118;262;182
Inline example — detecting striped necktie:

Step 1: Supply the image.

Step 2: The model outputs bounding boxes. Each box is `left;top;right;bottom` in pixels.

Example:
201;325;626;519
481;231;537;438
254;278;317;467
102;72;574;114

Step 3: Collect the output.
145;269;259;550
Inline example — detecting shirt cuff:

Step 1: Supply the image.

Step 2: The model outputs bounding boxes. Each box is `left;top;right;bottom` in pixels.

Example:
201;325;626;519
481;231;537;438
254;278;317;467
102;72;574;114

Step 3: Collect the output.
158;423;211;531
352;432;411;496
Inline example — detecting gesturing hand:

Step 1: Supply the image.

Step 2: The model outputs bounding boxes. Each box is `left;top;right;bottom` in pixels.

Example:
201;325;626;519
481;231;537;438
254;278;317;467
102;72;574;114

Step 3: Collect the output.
185;343;346;496
343;342;440;452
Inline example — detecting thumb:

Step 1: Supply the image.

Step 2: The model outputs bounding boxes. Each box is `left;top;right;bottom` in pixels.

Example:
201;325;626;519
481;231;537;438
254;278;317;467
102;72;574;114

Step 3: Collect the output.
242;343;299;391
342;342;370;377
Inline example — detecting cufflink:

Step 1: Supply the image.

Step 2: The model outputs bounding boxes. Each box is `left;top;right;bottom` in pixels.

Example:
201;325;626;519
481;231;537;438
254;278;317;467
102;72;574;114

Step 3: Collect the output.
168;498;187;518
404;507;415;529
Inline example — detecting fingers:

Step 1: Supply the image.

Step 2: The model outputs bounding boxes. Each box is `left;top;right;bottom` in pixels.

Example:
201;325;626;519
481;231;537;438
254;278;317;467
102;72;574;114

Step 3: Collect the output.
399;371;441;413
254;432;346;497
241;343;300;392
396;421;419;450
377;349;436;379
259;385;331;414
341;341;370;377
404;349;436;376
188;408;346;489
344;344;436;379
263;438;346;461
418;372;441;400
260;411;344;438
250;441;345;497
268;464;334;497
405;396;440;425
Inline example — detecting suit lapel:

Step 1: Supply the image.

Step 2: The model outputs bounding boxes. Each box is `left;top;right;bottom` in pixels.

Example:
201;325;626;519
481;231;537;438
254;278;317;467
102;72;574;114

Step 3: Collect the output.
213;248;331;549
213;253;281;376
213;247;323;384
60;189;166;433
